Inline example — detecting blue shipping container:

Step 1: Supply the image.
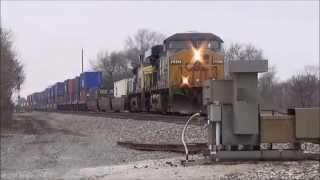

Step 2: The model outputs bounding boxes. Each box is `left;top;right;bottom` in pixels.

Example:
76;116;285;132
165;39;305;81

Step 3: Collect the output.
50;86;55;98
45;88;50;103
51;84;56;98
80;71;102;90
56;82;65;96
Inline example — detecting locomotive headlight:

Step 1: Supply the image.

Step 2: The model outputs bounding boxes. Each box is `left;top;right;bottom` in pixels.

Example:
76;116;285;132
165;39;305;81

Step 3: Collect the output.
194;49;201;62
181;76;189;86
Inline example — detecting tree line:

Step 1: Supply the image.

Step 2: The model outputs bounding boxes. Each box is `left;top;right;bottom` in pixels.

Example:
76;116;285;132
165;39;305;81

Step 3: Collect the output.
258;65;319;110
0;28;25;127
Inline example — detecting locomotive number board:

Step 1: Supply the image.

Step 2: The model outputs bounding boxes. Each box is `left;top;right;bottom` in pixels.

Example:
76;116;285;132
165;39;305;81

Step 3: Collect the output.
170;59;182;65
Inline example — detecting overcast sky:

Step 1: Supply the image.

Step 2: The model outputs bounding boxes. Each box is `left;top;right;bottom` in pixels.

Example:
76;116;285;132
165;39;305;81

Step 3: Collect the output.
1;1;319;97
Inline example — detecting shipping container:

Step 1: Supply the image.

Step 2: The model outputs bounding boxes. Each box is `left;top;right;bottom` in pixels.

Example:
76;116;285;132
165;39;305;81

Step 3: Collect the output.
64;79;69;105
88;88;99;99
68;78;74;103
31;93;36;108
74;76;81;104
114;78;133;97
43;90;47;110
50;85;55;106
39;90;47;110
38;92;42;110
67;78;79;104
38;91;44;110
44;88;50;109
80;71;102;90
67;79;73;95
127;78;134;94
79;89;88;103
32;93;36;109
55;82;65;97
56;96;64;106
54;82;65;107
51;84;57;109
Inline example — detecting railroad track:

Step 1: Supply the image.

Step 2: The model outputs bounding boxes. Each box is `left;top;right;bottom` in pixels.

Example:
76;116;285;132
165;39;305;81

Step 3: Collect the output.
117;141;207;154
54;111;206;126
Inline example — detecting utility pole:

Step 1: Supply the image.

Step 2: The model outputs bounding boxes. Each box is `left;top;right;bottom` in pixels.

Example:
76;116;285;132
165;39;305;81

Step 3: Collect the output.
81;48;84;73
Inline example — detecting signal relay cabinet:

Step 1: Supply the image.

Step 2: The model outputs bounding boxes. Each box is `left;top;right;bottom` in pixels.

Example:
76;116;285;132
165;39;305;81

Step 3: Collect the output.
203;60;268;148
201;60;320;161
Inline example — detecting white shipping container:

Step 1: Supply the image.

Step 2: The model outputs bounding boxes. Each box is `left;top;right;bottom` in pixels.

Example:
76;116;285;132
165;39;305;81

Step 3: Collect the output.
114;78;133;97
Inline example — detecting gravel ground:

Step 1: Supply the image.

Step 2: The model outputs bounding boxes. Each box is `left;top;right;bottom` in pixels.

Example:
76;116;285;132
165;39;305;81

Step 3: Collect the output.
1;112;205;179
1;112;319;180
63;156;319;180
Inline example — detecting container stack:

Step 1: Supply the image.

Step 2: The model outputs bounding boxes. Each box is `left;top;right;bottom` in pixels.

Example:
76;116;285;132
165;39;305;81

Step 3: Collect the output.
27;71;103;111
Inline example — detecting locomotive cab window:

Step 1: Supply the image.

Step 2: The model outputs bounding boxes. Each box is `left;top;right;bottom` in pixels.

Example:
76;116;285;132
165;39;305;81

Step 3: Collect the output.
208;40;221;51
168;41;189;49
192;40;209;49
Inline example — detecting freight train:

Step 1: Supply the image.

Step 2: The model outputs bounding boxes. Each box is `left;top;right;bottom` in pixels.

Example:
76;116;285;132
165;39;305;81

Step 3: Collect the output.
27;32;225;114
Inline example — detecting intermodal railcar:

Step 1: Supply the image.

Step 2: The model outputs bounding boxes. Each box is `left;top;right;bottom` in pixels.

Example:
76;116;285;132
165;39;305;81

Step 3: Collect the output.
27;71;105;112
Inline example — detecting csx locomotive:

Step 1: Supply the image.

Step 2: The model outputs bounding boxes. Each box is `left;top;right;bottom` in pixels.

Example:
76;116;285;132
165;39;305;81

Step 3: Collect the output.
127;32;225;114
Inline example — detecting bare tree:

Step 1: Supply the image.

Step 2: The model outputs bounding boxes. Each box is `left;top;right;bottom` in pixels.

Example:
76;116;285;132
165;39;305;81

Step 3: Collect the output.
303;65;320;79
258;65;319;111
91;50;130;90
273;81;292;111
224;43;265;61
124;29;165;67
0;28;25;127
258;66;278;109
91;29;165;89
224;42;265;78
287;66;319;107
